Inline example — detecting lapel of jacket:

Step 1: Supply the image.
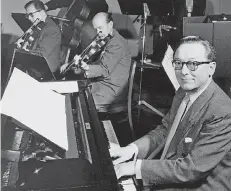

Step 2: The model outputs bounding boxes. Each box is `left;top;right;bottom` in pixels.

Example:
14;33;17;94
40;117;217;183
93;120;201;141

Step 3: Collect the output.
163;88;185;159
165;80;217;159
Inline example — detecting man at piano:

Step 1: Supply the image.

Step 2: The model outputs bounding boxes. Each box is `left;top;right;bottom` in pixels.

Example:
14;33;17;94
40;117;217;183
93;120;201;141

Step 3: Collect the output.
110;36;231;190
61;12;132;111
16;0;61;74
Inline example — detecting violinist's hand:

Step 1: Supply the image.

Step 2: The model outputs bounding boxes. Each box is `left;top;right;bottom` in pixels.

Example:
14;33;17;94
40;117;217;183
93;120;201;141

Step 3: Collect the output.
60;63;69;73
16;38;24;48
80;61;89;71
109;144;136;165
74;55;89;71
114;161;136;179
74;54;81;65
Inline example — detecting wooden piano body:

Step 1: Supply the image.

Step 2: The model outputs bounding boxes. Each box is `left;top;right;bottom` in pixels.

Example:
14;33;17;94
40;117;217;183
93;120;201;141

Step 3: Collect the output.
1;81;125;191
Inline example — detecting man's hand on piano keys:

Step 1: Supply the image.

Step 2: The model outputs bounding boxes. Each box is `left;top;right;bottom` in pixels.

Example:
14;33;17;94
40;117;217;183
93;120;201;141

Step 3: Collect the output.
114;161;136;179
109;144;136;165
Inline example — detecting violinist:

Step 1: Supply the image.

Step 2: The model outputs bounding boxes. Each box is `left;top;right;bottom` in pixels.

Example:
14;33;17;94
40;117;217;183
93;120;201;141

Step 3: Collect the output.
17;0;62;74
61;12;132;111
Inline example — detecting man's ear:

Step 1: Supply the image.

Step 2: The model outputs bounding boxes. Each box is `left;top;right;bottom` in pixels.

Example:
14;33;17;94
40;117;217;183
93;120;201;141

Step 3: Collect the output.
108;21;113;28
209;61;216;76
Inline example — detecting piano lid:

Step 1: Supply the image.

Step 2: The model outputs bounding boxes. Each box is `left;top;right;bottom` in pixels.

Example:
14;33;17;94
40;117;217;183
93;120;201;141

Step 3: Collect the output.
11;13;32;32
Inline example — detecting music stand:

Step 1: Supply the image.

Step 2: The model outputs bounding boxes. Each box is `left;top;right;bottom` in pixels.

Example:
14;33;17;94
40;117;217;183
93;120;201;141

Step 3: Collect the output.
137;3;165;121
117;0;144;15
203;14;231;23
7;49;55;85
11;13;32;32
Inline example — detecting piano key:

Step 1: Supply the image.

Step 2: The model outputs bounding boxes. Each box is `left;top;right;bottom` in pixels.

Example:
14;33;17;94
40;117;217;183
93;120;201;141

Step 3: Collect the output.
102;120;119;145
121;183;137;191
101;120;138;191
120;178;137;191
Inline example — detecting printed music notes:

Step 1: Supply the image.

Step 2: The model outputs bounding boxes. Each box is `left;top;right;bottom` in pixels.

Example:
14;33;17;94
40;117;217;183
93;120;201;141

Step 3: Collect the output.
161;45;180;90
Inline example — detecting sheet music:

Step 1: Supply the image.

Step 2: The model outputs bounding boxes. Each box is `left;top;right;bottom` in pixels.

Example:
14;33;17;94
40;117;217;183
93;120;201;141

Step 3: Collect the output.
161;45;180;90
1;68;68;150
40;81;79;94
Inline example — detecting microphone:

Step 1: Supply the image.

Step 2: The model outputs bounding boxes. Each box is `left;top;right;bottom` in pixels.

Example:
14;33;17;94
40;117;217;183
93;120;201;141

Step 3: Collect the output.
186;0;193;17
143;3;150;19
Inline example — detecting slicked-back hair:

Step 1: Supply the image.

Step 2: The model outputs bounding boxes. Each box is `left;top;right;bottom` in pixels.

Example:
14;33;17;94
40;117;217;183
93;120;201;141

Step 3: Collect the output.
24;0;46;11
174;36;216;62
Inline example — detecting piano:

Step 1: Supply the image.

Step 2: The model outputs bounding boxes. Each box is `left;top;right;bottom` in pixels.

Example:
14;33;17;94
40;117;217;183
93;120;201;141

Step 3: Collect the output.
1;80;138;191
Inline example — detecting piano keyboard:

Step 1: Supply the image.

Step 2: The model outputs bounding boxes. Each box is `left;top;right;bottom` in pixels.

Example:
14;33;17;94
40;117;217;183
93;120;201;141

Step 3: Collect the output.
102;120;137;191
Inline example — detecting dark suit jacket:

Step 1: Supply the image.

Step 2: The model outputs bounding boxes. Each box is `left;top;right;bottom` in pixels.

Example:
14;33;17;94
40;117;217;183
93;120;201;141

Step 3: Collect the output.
87;29;131;108
134;80;231;190
32;17;61;73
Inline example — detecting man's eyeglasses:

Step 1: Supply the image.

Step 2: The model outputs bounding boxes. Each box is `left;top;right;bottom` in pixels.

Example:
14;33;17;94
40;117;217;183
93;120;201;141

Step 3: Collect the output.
172;60;212;71
26;10;41;19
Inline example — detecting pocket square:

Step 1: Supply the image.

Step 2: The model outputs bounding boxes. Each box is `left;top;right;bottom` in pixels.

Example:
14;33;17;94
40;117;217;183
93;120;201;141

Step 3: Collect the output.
182;137;193;157
185;137;192;143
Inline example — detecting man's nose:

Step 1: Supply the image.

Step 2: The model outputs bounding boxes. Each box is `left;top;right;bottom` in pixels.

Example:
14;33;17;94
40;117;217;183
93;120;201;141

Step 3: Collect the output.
97;29;102;34
181;63;190;75
28;16;34;22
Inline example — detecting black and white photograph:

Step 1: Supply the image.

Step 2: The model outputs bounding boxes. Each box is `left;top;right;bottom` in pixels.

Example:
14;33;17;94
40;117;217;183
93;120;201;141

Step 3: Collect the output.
1;0;231;190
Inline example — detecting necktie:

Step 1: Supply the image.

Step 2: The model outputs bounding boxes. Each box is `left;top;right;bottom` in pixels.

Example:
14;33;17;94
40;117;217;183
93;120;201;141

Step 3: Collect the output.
160;95;190;159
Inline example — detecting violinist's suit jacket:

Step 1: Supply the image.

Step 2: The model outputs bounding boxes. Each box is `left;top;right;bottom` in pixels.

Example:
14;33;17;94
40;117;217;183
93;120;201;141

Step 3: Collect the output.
32;16;61;73
86;29;131;109
134;80;231;191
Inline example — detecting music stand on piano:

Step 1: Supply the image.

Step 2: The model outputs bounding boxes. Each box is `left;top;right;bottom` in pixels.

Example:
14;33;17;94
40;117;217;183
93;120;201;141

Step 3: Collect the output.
7;49;55;85
8;13;56;83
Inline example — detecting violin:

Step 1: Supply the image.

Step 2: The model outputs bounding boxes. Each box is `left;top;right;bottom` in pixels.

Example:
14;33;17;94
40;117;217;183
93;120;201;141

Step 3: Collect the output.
57;0;90;49
61;33;112;74
16;19;45;51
